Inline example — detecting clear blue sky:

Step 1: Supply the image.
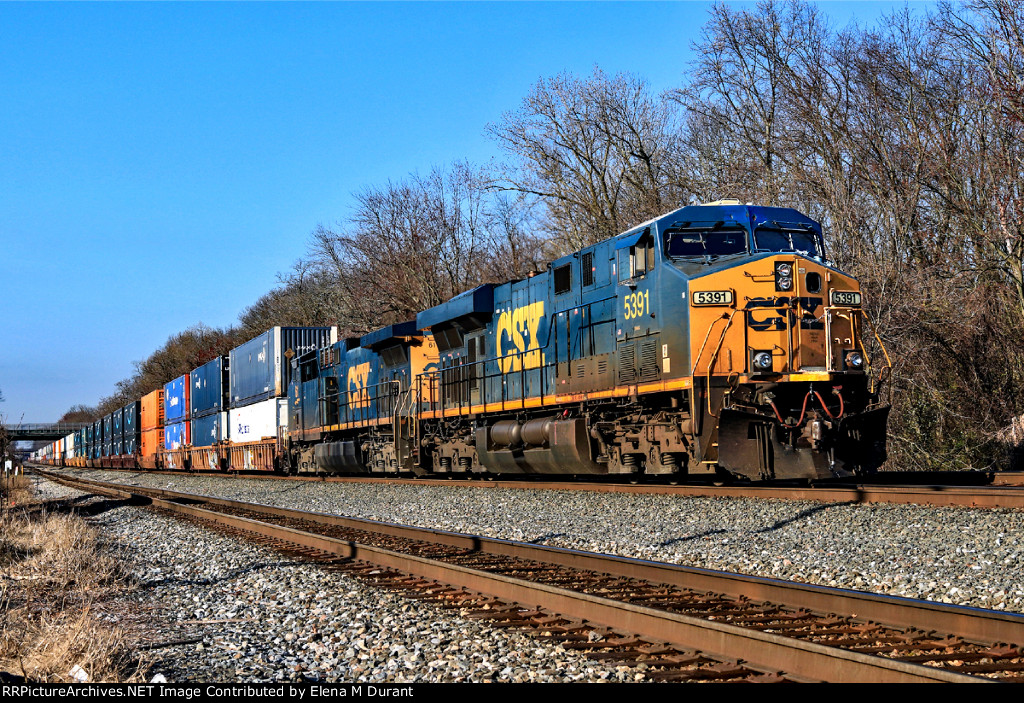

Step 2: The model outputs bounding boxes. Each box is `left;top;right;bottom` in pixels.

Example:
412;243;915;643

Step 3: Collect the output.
1;1;926;423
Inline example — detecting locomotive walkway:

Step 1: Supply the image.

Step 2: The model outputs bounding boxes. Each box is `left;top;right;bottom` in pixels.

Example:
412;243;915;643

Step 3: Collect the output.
35;468;1024;683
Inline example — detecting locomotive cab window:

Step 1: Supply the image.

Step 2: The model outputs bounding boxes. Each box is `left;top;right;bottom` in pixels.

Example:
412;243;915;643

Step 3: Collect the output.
618;231;655;280
635;239;655;277
753;223;823;258
663;224;747;260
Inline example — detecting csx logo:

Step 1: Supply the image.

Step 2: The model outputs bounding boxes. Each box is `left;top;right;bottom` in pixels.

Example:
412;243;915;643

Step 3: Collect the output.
347;362;371;408
496;301;545;373
747;296;824;331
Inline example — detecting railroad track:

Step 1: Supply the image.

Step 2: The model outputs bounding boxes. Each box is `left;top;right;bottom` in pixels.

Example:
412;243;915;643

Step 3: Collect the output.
33;468;1024;683
56;464;1024;509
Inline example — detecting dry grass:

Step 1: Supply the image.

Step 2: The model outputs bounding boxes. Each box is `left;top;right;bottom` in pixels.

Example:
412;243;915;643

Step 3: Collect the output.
0;474;31;510
0;480;147;682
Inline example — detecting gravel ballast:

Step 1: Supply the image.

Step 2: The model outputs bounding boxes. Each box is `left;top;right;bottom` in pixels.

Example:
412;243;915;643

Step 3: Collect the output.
30;476;646;683
68;469;1024;613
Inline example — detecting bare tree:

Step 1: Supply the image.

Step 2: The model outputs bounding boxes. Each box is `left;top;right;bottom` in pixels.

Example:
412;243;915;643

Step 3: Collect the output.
489;68;687;250
59;404;96;423
92;323;240;417
672;1;833;205
301;161;545;333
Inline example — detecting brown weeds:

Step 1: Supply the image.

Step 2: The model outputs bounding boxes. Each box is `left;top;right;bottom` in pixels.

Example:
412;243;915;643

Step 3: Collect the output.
0;481;147;682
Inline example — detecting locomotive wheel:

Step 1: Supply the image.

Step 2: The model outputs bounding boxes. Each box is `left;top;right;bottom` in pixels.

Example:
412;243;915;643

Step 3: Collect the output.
711;467;733;487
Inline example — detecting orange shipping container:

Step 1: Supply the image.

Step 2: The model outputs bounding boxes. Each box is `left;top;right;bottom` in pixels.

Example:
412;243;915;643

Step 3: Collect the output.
141;427;163;464
141;389;165;431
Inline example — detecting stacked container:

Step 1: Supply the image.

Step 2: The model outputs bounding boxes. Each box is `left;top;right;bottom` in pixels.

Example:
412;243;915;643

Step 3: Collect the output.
140;389;164;469
121;400;141;467
102;413;114;461
112;408;123;459
227;326;337;470
84;424;94;467
189;356;230;470
163;376;190;469
94;419;103;465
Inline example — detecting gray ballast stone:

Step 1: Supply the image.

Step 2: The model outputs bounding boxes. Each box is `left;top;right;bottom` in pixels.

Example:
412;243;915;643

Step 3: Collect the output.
71;469;1024;613
30;476;642;683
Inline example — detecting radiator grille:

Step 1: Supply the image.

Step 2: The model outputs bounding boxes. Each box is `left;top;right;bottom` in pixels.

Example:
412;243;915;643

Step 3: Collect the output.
640;340;660;381
618;344;637;383
582;252;595;286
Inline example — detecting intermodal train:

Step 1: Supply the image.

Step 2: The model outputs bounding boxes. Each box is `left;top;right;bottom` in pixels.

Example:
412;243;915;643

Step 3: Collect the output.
36;201;891;482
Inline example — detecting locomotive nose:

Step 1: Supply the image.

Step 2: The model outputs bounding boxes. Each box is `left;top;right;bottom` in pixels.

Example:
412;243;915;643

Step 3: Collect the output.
691;255;870;378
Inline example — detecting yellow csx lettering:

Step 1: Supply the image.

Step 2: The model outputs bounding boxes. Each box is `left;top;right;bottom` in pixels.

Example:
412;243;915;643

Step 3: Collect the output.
496;301;545;373
347;362;371;408
623;289;649;320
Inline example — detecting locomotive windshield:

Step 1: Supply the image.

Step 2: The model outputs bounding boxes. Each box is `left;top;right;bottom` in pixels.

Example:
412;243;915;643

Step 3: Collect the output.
753;223;823;258
663;225;748;259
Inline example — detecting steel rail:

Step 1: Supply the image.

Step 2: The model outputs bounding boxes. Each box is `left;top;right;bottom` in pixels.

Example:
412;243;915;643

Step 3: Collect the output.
34;470;1014;682
48;464;1024;509
48;471;1024;646
991;472;1024;486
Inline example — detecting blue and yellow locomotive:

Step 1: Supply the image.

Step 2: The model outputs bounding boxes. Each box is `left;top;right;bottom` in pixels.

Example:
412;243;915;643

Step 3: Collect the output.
287;201;890;481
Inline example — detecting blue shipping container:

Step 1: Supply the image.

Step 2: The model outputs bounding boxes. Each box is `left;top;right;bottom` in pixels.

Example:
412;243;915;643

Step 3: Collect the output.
101;414;114;458
122;401;140;454
164;421;190;451
229;326;336;408
191;356;229;417
164;375;189;423
191;412;228;447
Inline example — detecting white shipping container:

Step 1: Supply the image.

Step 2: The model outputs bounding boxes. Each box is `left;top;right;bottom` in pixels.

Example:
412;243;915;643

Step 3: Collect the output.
229;398;289;443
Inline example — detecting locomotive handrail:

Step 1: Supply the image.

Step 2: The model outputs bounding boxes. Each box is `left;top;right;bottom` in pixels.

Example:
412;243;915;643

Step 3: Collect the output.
819;304;892;407
319;377;403;428
855;307;893;405
422;347;530;415
492;294;617;371
692;311;734;376
420;294;620;416
693;310;741;418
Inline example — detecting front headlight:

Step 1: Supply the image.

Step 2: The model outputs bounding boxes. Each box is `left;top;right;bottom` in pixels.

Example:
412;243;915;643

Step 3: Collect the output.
775;262;794;291
846;351;865;369
752;351;773;370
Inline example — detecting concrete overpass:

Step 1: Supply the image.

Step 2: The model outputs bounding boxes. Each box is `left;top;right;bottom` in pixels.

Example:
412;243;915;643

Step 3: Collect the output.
3;423;90;442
